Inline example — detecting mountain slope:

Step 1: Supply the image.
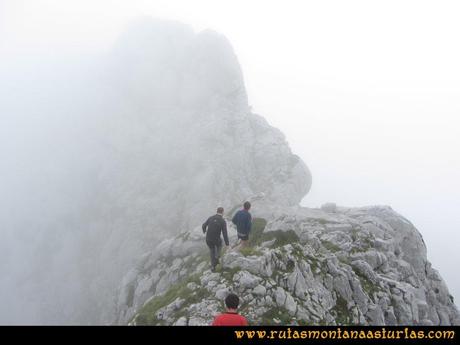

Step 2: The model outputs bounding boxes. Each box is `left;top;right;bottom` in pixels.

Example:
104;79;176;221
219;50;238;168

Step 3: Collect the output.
90;18;312;322
116;204;459;325
105;18;459;326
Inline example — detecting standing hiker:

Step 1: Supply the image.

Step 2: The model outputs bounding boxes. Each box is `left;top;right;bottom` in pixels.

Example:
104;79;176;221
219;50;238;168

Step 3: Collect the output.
232;201;252;248
202;207;229;272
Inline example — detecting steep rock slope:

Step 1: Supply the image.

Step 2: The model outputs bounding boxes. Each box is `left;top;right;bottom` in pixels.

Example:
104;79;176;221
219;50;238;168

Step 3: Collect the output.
0;18;311;324
85;19;312;322
91;18;312;284
12;18;310;323
117;205;459;325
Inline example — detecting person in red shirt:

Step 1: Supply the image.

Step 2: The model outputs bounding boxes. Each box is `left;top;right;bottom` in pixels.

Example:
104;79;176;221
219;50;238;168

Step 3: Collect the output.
212;293;248;326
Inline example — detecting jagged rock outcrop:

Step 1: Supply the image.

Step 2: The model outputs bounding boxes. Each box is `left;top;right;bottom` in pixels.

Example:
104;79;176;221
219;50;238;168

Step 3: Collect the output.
52;18;311;323
91;18;312;287
98;18;311;239
105;18;458;327
0;17;311;324
116;205;460;325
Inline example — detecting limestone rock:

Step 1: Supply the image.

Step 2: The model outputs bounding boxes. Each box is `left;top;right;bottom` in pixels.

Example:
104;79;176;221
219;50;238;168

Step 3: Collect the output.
120;205;460;326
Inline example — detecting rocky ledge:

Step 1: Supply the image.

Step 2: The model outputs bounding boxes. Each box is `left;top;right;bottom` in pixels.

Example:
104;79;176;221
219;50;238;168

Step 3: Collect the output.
113;204;460;326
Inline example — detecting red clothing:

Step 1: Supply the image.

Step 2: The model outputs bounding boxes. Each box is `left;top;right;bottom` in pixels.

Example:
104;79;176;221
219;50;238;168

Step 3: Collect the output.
212;312;248;326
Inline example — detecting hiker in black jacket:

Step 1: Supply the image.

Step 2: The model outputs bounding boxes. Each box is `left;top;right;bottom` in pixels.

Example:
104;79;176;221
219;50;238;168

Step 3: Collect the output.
202;207;229;272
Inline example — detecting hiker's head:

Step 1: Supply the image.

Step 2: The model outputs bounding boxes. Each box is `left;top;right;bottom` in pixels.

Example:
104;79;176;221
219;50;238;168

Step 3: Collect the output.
243;201;251;210
225;293;240;310
217;207;224;215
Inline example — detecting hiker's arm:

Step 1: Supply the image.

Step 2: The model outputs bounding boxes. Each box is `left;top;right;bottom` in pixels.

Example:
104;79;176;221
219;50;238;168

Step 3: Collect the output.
202;218;209;234
222;220;229;246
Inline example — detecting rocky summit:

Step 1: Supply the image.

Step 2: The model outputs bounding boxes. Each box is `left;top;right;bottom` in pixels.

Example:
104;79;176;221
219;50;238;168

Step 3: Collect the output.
114;204;459;325
104;18;460;326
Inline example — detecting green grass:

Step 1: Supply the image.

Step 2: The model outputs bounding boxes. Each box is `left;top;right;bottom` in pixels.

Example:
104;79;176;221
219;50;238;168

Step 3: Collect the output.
314;318;329;326
362;237;374;249
183;250;208;271
248;218;268;246
334;295;350;325
133;273;203;325
261;307;293;325
291;243;307;259
222;266;240;281
353;270;379;298
286;259;295;272
239;247;263;257
259;230;299;248
322;241;341;252
232;217;300;253
350;228;359;242
306;255;321;272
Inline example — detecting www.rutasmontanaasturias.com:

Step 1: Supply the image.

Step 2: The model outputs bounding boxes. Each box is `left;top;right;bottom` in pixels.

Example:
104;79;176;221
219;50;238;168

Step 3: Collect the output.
233;327;456;340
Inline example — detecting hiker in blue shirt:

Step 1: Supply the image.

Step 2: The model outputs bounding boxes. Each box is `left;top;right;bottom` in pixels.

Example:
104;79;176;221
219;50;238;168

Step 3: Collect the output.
232;201;252;248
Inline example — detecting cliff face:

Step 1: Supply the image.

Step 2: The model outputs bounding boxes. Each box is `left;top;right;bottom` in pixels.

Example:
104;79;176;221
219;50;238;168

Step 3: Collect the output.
98;18;311;238
84;18;311;322
107;20;458;326
117;205;460;326
0;18;311;324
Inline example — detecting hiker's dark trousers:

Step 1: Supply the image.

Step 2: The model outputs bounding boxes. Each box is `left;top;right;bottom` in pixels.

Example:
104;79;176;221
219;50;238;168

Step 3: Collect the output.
206;238;222;268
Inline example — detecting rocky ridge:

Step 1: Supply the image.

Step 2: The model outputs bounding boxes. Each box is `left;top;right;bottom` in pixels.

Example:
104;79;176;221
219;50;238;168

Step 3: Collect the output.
114;203;460;326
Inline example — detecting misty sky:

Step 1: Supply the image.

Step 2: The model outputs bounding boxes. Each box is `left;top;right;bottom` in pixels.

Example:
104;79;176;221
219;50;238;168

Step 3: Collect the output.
1;0;459;305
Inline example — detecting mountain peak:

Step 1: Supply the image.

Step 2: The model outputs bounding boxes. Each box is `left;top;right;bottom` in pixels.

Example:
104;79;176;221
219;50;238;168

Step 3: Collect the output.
109;17;248;111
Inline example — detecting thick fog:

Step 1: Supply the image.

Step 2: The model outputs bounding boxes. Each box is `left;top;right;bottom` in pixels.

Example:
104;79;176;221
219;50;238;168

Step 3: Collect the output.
1;0;459;324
